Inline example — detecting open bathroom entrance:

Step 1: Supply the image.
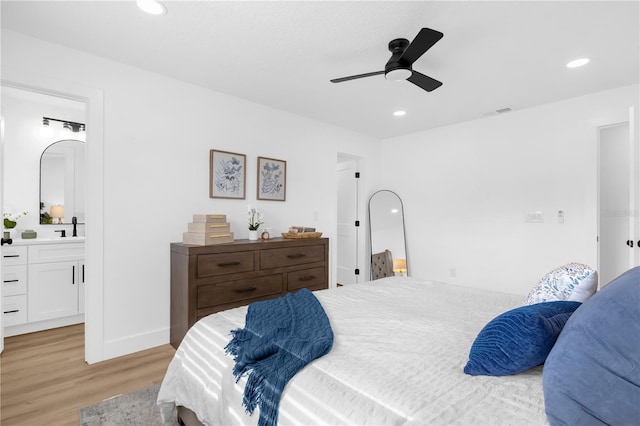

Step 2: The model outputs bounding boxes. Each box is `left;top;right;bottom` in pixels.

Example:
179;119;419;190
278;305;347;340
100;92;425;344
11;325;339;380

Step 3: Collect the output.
0;79;105;363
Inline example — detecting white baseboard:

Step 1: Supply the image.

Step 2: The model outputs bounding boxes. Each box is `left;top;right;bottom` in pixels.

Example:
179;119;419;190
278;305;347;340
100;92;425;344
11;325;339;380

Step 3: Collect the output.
102;327;170;360
4;315;84;337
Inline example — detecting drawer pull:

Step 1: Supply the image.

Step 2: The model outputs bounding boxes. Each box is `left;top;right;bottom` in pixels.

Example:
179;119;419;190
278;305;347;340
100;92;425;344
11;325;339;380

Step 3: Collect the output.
3;309;19;314
234;287;257;294
218;261;241;267
298;275;316;282
3;279;20;283
287;254;306;259
3;255;20;258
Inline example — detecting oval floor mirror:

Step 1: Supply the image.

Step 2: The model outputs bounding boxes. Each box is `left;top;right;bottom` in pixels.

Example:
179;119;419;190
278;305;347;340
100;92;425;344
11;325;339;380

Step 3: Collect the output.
368;190;408;279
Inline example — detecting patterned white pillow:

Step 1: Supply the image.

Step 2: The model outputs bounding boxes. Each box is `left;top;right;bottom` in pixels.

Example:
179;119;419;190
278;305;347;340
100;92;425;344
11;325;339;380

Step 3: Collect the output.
524;262;598;305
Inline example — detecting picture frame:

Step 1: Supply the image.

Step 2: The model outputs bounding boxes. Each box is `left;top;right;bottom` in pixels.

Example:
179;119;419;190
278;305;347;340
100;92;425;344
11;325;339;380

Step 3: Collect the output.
210;149;246;199
257;156;286;201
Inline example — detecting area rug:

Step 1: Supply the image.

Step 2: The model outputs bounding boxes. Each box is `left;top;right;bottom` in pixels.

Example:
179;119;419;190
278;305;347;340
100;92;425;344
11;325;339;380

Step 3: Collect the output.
79;383;180;425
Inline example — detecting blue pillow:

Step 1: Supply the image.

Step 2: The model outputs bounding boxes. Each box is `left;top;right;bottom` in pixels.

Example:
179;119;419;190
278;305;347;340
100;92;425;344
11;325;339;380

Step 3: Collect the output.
543;266;640;426
464;301;582;376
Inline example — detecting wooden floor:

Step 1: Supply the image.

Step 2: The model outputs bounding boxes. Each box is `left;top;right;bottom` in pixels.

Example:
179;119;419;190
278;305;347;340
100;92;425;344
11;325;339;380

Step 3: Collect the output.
0;324;176;425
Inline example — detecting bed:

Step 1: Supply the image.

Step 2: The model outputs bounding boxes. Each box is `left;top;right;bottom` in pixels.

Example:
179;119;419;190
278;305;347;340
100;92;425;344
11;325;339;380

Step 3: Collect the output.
158;276;550;425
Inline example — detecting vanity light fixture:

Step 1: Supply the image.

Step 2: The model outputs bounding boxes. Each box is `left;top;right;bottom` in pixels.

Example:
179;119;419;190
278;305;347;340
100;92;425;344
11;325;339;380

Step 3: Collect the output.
42;117;86;136
42;117;85;140
566;58;590;68
137;0;167;15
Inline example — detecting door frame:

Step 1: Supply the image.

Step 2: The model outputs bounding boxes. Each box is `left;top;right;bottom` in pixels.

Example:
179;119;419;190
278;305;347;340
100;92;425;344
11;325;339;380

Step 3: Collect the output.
1;77;105;364
596;109;639;286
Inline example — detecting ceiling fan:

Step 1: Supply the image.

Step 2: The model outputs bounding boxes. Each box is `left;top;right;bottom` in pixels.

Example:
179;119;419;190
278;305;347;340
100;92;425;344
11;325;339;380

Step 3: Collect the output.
330;27;444;92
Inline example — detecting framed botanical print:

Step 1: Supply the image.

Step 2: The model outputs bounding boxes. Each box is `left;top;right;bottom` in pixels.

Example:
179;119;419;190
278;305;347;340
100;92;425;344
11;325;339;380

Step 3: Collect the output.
257;156;286;201
210;149;246;199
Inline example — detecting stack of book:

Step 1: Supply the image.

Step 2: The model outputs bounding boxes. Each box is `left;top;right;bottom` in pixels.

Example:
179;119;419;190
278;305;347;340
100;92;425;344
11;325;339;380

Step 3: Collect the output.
182;214;234;245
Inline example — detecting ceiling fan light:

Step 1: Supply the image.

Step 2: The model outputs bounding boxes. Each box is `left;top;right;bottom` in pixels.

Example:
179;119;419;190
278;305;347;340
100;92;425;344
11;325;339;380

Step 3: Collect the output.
385;68;412;81
137;0;167;15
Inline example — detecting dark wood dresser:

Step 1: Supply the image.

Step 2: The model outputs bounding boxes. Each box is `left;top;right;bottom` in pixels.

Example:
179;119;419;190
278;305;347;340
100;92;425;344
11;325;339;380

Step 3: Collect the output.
170;237;329;348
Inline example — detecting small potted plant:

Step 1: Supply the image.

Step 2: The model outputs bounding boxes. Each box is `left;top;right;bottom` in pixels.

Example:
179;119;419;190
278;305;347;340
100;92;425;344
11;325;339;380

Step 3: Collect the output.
247;206;264;241
3;210;28;239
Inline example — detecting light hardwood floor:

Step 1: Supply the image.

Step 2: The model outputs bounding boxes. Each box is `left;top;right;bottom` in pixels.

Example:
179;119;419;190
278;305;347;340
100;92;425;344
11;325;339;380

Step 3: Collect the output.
0;324;176;425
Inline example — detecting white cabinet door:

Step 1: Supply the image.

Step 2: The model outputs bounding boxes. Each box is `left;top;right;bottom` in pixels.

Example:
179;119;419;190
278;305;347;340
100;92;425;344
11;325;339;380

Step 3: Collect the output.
28;261;79;322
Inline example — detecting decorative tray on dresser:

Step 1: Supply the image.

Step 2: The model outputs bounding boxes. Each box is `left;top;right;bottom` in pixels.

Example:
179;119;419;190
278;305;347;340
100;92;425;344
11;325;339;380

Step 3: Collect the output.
170;237;329;348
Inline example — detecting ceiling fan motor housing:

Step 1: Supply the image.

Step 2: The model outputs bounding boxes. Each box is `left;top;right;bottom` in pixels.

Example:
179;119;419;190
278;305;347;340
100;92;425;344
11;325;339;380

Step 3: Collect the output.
385;38;412;80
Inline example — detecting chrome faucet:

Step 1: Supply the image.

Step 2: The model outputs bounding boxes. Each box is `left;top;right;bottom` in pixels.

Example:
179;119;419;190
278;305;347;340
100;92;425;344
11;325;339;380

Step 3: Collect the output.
72;216;78;237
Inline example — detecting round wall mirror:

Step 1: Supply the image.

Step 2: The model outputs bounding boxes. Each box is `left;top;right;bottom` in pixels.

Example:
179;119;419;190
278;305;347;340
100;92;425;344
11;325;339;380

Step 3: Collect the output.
40;139;85;224
368;190;408;279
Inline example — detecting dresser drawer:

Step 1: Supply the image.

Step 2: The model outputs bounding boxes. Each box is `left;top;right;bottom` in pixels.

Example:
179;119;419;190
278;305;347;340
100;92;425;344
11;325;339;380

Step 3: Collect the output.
2;265;27;296
287;266;326;291
261;244;325;269
197;274;283;308
2;246;28;266
197;251;255;278
3;295;27;326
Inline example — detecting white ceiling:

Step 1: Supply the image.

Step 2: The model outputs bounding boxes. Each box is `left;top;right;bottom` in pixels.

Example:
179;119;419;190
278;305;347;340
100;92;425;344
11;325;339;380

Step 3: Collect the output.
2;1;638;139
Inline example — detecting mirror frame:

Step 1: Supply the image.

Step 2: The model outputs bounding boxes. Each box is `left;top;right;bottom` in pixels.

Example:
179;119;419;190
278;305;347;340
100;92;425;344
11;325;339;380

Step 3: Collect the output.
39;138;85;225
368;189;409;278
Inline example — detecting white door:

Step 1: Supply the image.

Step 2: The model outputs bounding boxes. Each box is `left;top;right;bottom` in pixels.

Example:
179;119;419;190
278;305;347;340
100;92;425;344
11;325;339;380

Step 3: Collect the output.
598;111;640;286
337;157;359;285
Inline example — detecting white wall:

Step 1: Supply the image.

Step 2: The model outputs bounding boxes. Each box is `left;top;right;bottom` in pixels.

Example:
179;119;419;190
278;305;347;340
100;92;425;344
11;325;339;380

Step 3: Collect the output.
381;85;639;295
2;30;380;360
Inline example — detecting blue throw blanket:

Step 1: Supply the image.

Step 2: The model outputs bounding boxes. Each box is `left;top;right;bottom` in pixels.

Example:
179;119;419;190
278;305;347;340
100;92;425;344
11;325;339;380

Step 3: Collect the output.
225;288;334;426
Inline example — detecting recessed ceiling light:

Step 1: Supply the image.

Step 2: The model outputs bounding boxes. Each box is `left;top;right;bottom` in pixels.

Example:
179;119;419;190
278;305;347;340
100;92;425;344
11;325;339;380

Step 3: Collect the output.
137;0;167;15
393;110;406;117
566;58;590;68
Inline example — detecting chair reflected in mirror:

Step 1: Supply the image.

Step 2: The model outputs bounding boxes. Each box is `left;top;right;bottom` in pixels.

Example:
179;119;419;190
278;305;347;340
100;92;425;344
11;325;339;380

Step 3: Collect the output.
371;249;394;280
369;190;408;280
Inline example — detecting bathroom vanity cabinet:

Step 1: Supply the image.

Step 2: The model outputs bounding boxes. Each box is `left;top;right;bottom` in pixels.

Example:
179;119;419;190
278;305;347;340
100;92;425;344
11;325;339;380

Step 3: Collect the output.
2;239;85;336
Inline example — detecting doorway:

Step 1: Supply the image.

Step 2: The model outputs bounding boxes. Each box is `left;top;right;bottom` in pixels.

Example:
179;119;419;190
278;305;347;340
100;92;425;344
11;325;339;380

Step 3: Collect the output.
598;119;640;286
1;86;86;339
0;78;104;363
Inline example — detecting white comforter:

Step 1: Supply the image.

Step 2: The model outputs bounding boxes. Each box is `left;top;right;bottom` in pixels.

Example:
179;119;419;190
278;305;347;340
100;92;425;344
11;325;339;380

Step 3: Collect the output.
158;277;548;425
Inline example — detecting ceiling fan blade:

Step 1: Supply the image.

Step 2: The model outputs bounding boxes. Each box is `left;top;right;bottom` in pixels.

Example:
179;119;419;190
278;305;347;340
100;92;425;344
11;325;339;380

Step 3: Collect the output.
407;71;442;92
399;28;443;65
330;70;385;83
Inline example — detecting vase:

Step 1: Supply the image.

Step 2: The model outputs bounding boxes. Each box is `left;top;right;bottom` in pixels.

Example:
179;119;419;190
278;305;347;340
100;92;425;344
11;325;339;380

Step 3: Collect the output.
248;230;259;241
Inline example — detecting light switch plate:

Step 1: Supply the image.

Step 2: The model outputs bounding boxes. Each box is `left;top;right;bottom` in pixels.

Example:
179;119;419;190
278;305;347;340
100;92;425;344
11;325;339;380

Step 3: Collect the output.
525;211;544;223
